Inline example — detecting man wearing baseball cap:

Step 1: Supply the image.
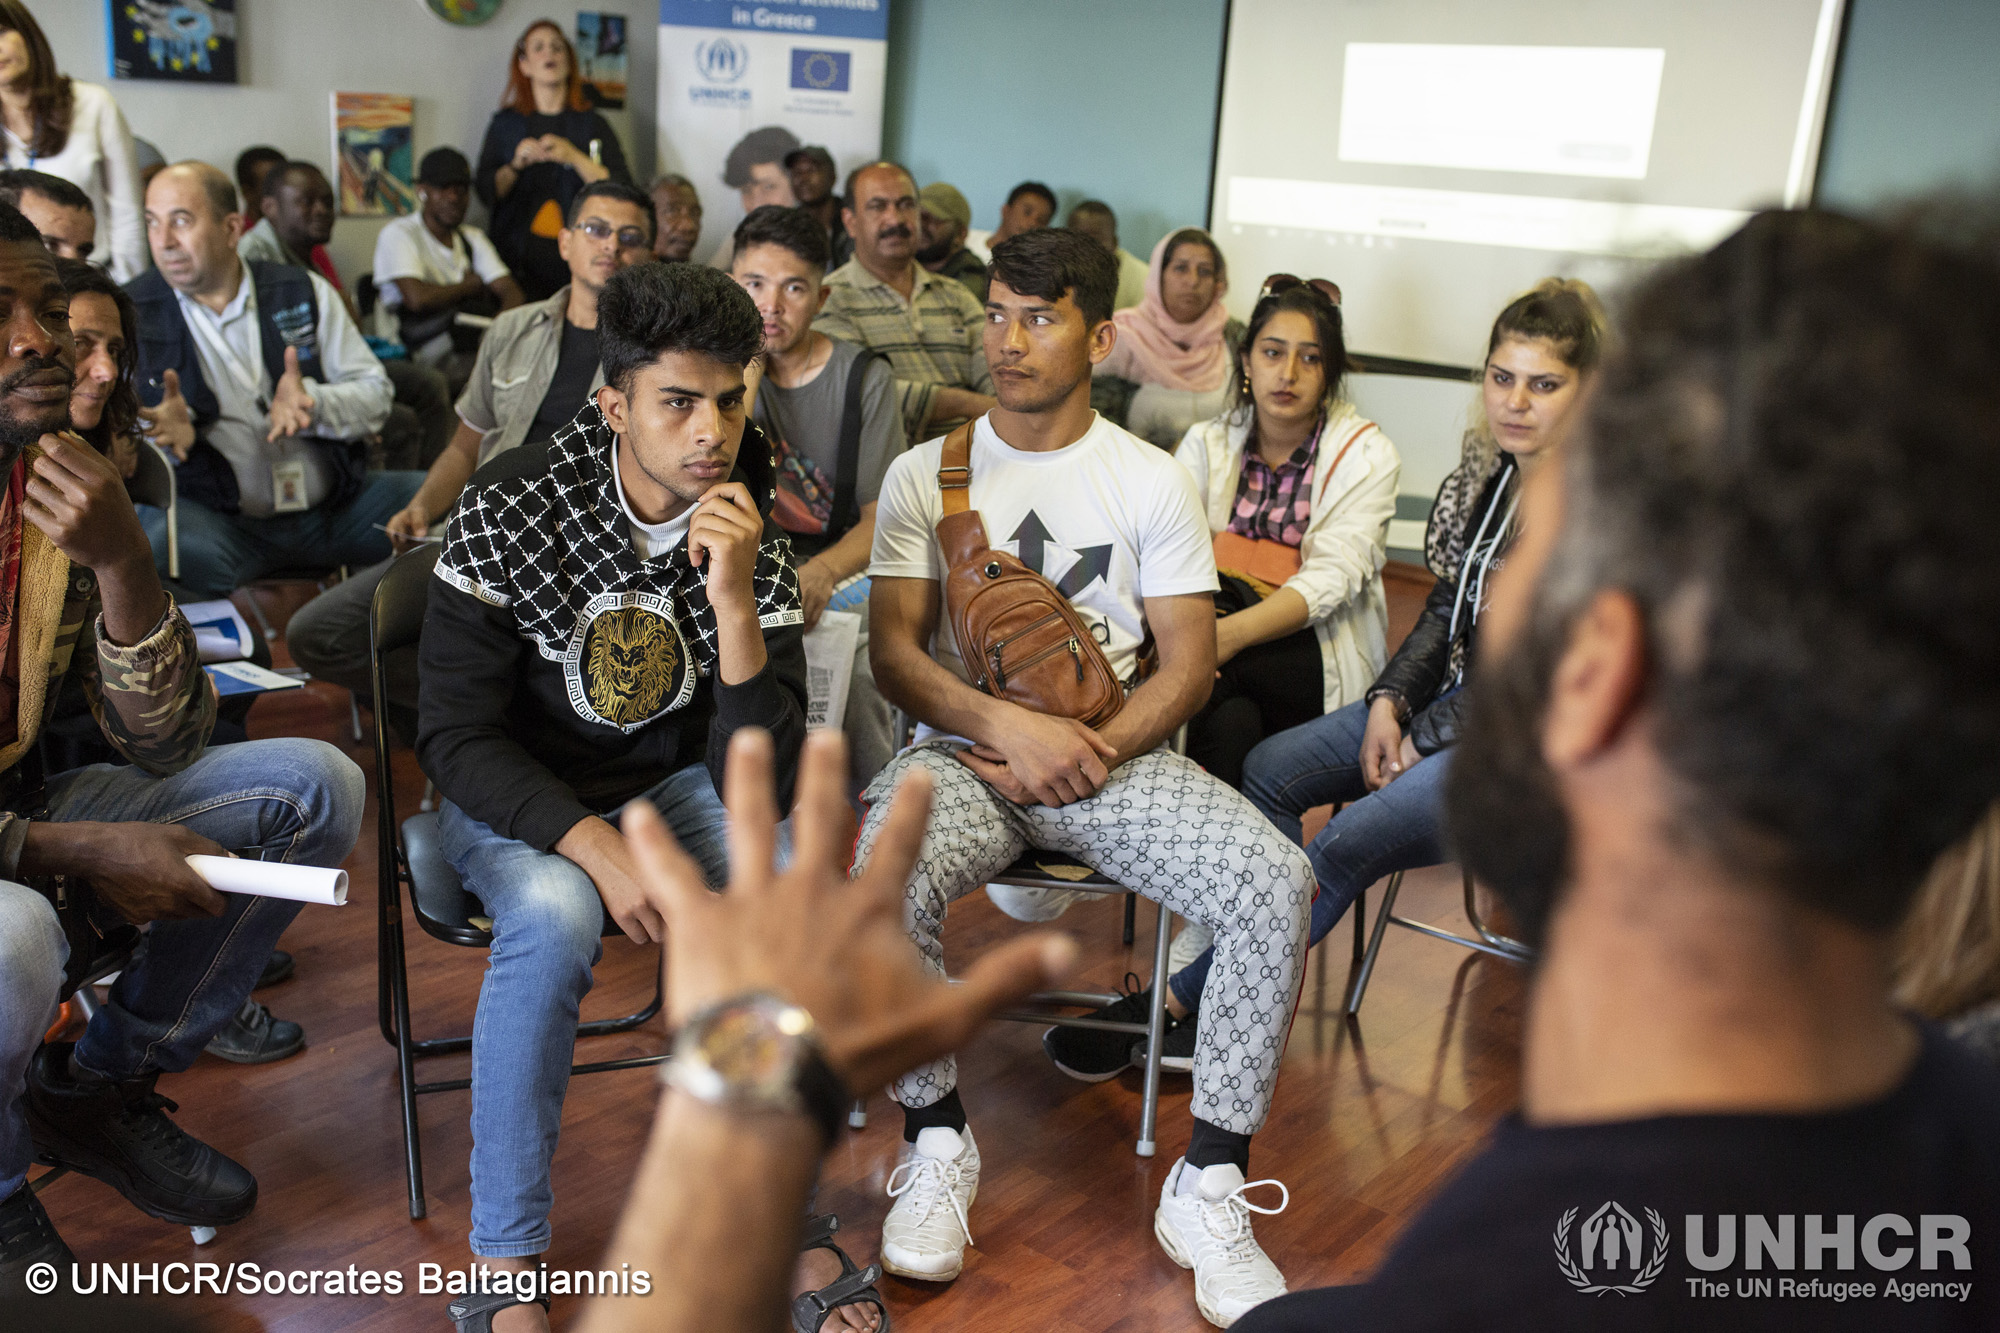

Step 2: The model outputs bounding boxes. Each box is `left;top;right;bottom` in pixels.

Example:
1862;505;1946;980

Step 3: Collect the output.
916;181;986;302
786;144;852;269
373;146;525;385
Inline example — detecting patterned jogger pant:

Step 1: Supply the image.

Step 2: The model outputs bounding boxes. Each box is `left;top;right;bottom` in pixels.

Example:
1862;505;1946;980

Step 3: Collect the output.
855;742;1314;1136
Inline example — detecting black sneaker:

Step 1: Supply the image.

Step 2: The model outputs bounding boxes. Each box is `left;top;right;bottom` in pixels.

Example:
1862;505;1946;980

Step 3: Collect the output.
0;1179;73;1296
1135;1010;1199;1073
25;1042;257;1227
256;949;294;989
204;997;305;1064
1042;974;1152;1083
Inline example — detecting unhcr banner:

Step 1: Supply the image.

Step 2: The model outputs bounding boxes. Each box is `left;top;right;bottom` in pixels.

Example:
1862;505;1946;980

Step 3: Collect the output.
658;0;891;253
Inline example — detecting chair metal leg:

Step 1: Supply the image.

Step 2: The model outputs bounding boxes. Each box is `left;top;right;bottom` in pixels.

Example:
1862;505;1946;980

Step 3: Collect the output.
1345;871;1403;1016
1135;896;1170;1158
1351;887;1367;966
243;590;276;641
72;984;101;1022
349;692;364;743
385;894;427;1219
1462;869;1532;958
1122;893;1136;946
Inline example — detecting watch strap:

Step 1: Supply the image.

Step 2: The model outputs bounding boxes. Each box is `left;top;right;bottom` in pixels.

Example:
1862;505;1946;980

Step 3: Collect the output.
792;1040;849;1152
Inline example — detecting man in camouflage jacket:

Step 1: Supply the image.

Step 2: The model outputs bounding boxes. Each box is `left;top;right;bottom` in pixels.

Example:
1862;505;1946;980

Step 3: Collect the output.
0;207;365;1294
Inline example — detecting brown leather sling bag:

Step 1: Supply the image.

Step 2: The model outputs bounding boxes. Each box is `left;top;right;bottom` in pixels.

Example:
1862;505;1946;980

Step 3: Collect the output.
934;422;1127;728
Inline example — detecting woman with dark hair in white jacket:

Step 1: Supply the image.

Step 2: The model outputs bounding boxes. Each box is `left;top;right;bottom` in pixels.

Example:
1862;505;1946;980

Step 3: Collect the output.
1175;276;1401;789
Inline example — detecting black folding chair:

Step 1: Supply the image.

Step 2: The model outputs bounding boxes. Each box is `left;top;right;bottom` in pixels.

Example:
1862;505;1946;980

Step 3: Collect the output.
369;544;667;1220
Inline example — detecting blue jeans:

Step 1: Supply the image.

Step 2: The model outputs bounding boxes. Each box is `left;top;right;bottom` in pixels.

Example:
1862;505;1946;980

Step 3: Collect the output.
1168;698;1454;1010
439;764;734;1258
137;470;425;598
0;737;366;1197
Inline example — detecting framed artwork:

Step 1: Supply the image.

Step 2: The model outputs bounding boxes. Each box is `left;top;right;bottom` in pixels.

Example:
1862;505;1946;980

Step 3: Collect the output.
331;93;419;218
423;0;504;24
109;0;239;84
576;12;627;110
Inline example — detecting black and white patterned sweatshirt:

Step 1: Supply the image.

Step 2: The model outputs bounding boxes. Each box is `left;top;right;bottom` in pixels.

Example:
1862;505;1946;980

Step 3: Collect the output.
416;405;807;851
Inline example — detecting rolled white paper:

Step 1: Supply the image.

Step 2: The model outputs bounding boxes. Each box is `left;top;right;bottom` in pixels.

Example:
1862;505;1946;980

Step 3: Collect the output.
184;855;348;906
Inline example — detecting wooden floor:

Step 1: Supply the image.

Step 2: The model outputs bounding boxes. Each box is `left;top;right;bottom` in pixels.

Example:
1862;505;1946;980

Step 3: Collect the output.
36;564;1527;1331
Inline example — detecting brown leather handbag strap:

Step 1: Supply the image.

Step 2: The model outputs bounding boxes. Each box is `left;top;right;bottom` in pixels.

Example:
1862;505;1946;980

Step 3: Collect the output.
937;422;974;518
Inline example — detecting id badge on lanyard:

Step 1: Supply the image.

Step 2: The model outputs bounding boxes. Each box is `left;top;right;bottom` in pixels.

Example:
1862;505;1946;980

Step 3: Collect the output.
271;456;310;513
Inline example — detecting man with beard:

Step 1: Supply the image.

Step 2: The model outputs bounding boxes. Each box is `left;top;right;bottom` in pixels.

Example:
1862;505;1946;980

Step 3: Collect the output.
0;202;364;1294
372;147;524;382
1238;209;2000;1330
236;160;454;470
416;260;806;1332
814;162;995;442
649;172;703;264
861;228;1311;1327
915;182;986;302
786;145;852;271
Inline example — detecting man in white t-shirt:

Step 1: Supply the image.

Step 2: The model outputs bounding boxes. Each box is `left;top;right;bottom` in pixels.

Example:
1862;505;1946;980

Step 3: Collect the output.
372;148;524;377
861;229;1312;1327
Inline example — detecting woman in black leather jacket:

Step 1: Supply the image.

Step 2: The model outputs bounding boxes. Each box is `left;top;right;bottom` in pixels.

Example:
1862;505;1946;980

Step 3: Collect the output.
1151;281;1607;1039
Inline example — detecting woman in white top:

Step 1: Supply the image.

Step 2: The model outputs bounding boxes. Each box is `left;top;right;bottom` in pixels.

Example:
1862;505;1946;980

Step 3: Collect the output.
1175;275;1400;788
0;2;144;281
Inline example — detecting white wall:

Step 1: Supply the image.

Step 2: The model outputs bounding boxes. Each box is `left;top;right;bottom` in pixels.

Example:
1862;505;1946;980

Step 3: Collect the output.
33;0;659;286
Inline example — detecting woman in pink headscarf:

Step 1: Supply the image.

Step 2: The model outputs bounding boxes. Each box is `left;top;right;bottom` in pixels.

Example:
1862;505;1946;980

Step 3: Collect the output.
1094;227;1241;448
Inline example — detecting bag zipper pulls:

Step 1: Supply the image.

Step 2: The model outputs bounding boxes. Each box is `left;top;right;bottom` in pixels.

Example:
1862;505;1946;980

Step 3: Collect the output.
1067;637;1083;682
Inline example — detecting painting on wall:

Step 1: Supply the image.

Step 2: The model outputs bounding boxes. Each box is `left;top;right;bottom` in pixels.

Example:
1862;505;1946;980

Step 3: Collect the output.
109;0;239;84
331;93;419;218
576;12;628;110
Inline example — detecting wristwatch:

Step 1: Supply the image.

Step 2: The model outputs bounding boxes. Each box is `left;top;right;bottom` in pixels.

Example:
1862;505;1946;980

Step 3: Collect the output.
662;992;850;1150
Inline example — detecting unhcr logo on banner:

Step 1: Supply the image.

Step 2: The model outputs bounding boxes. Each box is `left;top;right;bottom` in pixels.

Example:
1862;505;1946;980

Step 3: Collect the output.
689;35;751;105
790;48;850;92
696;36;748;82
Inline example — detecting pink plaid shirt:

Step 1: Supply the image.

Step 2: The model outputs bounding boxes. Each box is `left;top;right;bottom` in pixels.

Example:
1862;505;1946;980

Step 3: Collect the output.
1226;417;1323;547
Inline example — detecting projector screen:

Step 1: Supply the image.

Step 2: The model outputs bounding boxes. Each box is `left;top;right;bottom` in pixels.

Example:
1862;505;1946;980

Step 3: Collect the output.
1210;1;1846;367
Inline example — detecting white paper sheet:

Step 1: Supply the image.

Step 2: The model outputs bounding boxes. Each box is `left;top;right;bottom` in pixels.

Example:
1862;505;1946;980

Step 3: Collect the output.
185;855;348;906
802;610;861;732
180;598;254;663
206;660;307;697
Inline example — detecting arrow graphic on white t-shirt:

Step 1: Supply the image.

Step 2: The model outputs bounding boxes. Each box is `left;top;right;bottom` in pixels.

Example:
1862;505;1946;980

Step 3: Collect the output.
1056;546;1113;598
1009;512;1112;599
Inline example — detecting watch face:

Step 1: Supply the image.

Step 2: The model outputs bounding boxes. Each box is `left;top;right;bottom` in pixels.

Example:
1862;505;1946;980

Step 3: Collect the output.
705;1005;794;1087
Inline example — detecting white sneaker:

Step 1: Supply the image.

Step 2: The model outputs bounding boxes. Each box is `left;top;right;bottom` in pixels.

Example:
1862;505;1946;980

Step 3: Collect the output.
881;1125;980;1281
1168;919;1215;975
985;883;1083;922
1154;1158;1290;1327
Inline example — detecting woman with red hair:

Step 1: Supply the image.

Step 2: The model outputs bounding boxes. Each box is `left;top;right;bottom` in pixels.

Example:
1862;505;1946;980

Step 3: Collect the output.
475;18;631;300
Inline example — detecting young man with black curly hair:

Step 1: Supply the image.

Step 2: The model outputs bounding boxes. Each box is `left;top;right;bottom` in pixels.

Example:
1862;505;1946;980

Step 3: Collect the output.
415;259;807;1331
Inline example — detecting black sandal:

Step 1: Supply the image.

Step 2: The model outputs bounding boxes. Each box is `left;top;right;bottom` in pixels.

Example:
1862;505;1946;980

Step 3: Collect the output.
793;1212;890;1333
448;1287;550;1331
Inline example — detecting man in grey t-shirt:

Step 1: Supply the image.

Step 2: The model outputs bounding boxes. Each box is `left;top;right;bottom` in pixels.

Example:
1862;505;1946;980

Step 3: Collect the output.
732;204;907;793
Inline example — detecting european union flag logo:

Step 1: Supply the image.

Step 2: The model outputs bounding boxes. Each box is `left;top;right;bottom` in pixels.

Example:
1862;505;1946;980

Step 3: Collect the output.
790;48;850;93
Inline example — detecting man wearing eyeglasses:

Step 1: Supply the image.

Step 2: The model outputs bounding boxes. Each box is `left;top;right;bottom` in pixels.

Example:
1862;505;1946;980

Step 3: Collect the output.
286;180;658;729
